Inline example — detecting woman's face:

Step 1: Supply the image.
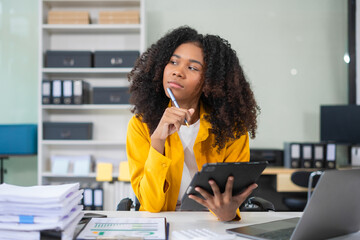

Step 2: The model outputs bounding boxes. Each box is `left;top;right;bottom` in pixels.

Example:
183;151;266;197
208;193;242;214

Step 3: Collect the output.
163;42;205;105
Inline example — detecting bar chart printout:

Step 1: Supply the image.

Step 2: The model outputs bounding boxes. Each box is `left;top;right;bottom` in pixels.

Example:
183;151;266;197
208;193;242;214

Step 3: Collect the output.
76;217;166;240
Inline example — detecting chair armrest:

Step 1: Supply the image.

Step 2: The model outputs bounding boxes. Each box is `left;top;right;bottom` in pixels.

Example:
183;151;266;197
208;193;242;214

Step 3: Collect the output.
246;196;275;211
117;197;133;211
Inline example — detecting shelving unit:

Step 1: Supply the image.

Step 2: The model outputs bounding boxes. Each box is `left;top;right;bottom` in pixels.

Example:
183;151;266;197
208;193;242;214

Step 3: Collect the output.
38;0;145;210
42;25;141;37
42;68;133;73
42;104;132;110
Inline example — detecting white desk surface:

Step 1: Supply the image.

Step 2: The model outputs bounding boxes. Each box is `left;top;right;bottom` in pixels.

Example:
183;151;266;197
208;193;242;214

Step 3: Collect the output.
89;211;360;239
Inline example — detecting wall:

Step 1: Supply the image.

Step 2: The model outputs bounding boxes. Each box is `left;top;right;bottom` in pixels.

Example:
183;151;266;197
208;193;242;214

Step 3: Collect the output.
145;0;348;149
0;0;348;185
0;0;38;185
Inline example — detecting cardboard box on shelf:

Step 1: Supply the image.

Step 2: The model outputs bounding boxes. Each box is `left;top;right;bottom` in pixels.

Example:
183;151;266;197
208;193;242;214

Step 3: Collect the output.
98;11;139;24
48;11;90;24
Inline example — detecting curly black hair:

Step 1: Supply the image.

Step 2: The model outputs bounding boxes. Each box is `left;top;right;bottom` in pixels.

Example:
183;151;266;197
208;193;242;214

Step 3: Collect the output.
128;26;259;151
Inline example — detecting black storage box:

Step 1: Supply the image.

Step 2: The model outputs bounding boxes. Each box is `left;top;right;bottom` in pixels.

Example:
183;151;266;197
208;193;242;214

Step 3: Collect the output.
46;51;92;68
250;149;283;166
94;51;139;68
43;122;93;140
93;87;130;104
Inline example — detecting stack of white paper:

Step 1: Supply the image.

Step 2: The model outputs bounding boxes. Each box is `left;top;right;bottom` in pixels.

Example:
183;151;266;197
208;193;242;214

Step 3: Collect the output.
0;183;84;240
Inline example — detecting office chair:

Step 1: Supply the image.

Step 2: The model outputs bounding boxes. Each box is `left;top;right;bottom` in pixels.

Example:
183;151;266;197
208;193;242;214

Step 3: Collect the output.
240;196;275;211
117;197;140;211
283;170;323;211
117;196;275;211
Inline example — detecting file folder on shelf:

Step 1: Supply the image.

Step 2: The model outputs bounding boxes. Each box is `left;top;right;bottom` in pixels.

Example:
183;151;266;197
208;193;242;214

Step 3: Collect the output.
351;146;360;166
62;80;73;104
83;188;93;210
42;80;52;104
51;155;70;175
284;142;349;169
301;144;313;168
82;186;104;210
284;142;293;168
52;80;63;104
290;143;301;168
93;187;104;210
73;80;90;104
73;155;92;176
313;143;326;168
326;143;336;169
334;144;351;167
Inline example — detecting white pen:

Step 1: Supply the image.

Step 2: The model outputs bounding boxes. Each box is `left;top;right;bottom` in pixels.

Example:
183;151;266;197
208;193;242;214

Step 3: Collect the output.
166;87;190;127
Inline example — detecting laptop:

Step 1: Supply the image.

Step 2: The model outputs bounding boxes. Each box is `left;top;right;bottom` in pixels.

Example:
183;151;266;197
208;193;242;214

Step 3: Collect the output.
226;169;360;240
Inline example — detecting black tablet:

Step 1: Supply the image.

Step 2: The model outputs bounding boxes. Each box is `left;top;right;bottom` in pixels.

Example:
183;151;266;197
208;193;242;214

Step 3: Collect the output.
180;161;268;211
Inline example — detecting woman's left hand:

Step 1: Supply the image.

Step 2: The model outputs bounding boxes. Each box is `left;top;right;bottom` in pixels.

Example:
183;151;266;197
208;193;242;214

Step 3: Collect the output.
188;176;258;221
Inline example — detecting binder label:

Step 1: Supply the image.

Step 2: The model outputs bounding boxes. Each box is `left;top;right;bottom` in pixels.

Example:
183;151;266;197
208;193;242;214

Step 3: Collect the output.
291;144;300;158
303;146;312;159
42;82;51;96
327;144;336;161
53;80;62;97
83;188;93;206
314;146;324;160
63;80;72;97
94;189;103;207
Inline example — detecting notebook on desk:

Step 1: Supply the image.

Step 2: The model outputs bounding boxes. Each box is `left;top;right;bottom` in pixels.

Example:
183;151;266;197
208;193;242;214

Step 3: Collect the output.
226;169;360;240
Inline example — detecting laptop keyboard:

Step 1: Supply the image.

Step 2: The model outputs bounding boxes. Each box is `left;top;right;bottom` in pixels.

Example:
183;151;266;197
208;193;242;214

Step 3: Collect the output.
256;227;295;240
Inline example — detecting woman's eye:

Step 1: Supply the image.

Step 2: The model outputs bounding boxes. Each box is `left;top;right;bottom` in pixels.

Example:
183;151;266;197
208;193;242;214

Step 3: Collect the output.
189;66;199;71
170;60;177;65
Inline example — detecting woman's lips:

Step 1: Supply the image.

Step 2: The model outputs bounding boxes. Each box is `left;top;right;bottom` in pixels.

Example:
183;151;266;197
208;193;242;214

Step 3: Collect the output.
168;81;183;89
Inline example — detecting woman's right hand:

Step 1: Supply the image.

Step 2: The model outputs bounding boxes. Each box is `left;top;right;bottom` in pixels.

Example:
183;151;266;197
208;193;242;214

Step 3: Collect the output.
150;107;194;154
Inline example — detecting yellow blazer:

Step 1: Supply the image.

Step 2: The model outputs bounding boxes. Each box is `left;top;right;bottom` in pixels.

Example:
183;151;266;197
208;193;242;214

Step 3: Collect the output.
126;102;250;216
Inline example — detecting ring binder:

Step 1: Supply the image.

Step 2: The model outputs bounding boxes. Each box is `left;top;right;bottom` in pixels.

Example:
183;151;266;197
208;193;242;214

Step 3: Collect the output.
313;144;325;168
301;144;313;168
52;80;63;104
62;80;73;104
290;143;301;168
42;80;52;104
325;143;336;169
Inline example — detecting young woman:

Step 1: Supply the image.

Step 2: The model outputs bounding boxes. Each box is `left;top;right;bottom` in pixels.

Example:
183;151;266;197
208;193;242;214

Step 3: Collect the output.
127;26;259;221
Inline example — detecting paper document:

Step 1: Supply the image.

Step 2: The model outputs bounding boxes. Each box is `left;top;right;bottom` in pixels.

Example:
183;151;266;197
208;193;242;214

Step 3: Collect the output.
0;206;82;231
172;228;236;240
0;229;40;240
0;182;83;240
0;212;84;240
77;217;167;240
0;190;83;216
0;183;79;204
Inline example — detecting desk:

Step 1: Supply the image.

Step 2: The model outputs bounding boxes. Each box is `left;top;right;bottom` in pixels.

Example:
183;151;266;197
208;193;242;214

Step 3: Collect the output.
89;211;360;239
262;167;319;192
262;167;358;192
262;167;314;192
